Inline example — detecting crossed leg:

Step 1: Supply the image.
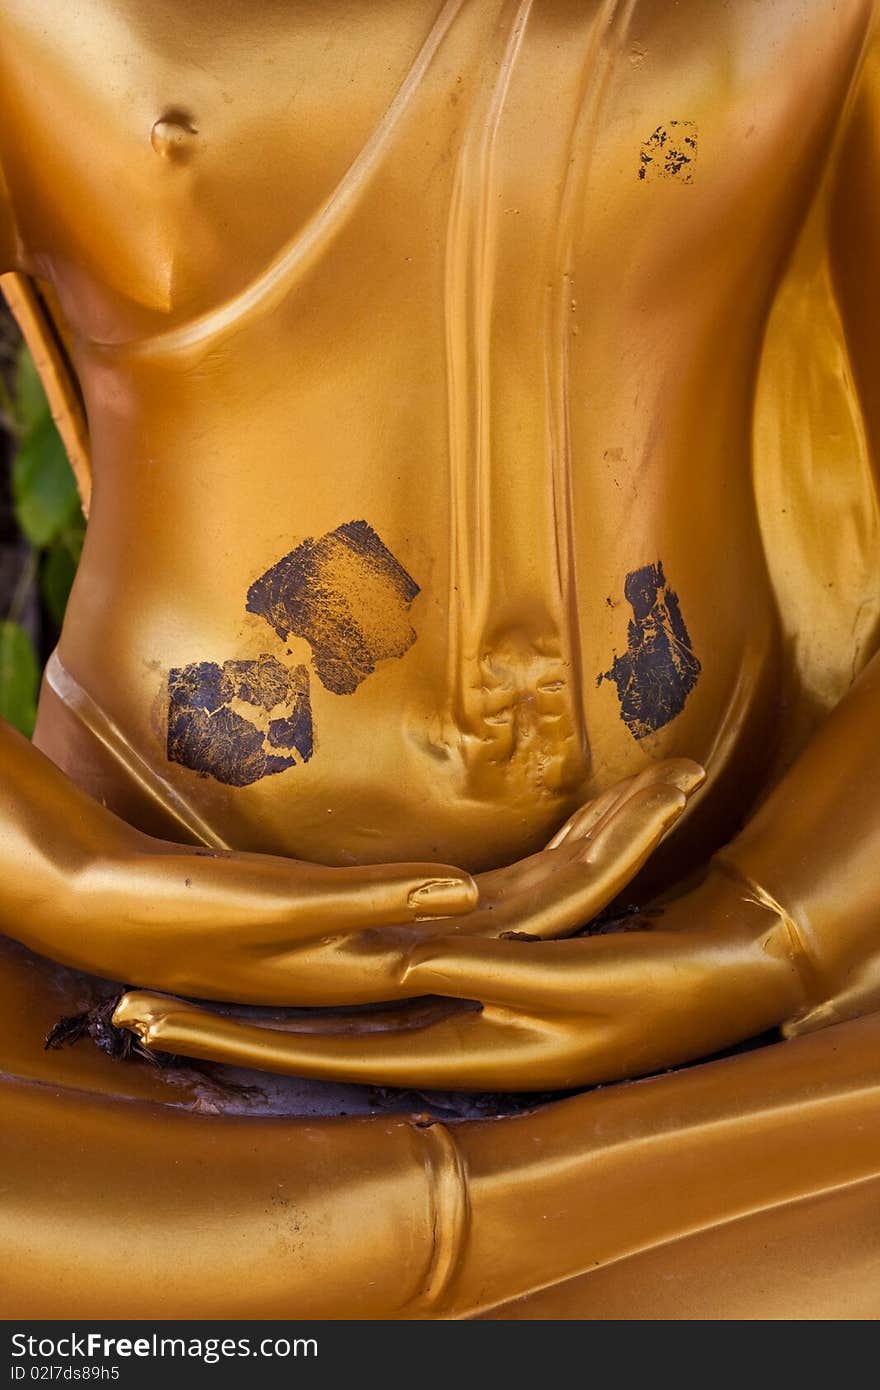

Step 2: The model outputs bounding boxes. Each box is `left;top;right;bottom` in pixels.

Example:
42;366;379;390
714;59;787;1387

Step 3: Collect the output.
3;973;880;1318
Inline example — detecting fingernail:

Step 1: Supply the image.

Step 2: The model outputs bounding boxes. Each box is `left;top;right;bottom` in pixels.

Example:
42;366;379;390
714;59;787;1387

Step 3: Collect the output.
408;877;475;913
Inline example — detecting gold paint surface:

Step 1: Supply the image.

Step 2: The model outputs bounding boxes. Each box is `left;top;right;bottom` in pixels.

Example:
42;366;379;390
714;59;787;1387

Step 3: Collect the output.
1;0;880;1316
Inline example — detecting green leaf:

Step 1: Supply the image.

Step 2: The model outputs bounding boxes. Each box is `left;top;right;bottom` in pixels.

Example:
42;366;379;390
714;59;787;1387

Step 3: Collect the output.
0;620;39;737
12;409;80;547
41;532;82;626
13;346;47;434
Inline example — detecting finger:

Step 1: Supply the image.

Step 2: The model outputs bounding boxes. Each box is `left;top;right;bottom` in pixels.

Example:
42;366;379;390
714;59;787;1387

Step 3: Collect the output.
629;757;706;799
403;891;788;1016
203;856;479;932
580;757;705;852
298;867;480;937
580;781;691;868
403;931;641;1010
544;758;705;851
114;975;755;1093
544;779;635;849
475;761;702;918
112;990;586;1091
485;783;688;940
287;863;480;927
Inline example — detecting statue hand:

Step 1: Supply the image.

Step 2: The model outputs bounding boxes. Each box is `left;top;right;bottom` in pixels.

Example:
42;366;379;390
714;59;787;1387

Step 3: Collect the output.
107;761;803;1092
104;758;698;1007
451;757;706;942
0;717;699;1019
0;709;479;992
77;759;696;1008
383;865;807;1089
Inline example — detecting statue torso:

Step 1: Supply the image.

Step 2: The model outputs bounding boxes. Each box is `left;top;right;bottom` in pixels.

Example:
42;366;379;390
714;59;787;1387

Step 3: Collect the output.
0;0;870;869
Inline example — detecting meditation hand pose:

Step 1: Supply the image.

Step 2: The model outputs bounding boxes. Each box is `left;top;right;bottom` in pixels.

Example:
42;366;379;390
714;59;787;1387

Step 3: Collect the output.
3;0;880;1319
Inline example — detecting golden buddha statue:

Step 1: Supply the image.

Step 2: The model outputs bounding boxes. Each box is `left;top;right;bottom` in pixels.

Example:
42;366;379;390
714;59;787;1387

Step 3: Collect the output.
3;0;880;1318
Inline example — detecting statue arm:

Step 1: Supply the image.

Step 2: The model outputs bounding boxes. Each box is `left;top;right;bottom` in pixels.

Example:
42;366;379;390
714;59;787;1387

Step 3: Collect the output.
0;716;482;992
718;39;880;1036
718;652;880;1036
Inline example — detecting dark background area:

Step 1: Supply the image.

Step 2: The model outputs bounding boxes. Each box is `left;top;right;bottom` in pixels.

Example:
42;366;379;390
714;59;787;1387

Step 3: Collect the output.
0;299;84;735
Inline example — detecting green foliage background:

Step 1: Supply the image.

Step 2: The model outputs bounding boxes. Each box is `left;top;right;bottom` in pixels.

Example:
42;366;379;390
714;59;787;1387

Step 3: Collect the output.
0;342;84;736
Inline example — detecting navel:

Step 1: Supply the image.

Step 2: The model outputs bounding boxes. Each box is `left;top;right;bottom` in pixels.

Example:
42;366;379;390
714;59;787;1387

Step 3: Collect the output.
150;109;199;163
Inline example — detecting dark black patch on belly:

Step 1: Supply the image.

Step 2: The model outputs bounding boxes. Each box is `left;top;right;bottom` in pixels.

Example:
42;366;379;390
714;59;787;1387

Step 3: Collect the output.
246;520;420;695
268;711;313;761
167;656;313;786
599;561;701;739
